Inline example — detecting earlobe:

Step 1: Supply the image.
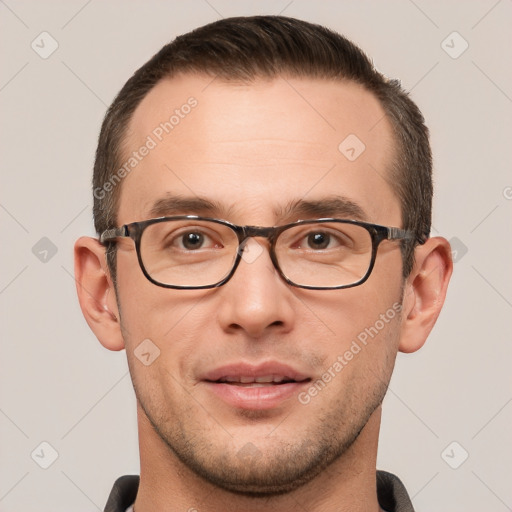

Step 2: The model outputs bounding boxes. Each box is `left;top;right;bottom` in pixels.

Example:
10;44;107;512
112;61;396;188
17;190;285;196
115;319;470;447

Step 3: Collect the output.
74;236;125;351
399;237;453;353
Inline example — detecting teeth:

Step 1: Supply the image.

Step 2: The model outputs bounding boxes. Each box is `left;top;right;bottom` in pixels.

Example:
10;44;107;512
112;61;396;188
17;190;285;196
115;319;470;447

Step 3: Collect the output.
220;375;289;384
255;376;273;383
233;383;268;387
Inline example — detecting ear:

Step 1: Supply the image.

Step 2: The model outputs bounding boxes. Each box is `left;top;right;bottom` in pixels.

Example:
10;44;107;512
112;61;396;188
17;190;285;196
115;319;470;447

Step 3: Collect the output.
74;236;125;351
399;236;453;353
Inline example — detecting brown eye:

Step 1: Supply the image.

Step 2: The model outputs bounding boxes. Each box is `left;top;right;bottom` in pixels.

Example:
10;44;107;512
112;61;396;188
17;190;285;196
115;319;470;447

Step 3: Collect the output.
181;232;205;250
307;232;330;249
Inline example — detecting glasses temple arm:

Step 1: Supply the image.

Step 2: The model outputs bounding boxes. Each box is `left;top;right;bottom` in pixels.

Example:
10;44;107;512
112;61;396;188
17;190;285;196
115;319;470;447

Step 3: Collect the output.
99;226;128;245
387;227;428;244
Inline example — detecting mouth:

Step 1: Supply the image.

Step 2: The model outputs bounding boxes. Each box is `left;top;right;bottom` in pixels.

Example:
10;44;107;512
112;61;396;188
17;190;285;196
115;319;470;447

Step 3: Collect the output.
208;375;310;386
201;362;311;410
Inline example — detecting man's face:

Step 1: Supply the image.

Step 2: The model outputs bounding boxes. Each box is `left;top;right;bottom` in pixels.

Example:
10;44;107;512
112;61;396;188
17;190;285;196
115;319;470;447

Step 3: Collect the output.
115;74;405;494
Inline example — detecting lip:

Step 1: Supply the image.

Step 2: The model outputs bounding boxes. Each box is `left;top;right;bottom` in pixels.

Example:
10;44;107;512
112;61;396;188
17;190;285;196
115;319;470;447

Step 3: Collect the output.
201;361;311;410
202;361;310;383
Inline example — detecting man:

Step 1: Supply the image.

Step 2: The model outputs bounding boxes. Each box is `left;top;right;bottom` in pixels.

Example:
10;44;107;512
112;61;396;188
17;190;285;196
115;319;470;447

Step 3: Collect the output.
74;15;452;512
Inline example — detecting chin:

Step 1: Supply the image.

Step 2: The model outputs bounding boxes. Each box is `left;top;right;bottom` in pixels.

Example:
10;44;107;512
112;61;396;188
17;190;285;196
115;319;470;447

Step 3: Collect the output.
168;430;361;498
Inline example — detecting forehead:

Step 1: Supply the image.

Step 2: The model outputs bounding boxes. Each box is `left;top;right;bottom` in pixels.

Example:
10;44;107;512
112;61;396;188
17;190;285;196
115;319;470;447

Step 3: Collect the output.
118;73;400;225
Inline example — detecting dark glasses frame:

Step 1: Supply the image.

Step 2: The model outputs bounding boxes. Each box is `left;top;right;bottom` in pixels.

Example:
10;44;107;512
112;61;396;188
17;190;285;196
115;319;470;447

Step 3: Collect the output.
99;216;425;290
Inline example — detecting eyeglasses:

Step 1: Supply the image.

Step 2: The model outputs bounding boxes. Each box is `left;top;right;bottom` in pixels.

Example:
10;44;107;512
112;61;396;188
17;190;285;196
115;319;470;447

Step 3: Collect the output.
99;216;423;290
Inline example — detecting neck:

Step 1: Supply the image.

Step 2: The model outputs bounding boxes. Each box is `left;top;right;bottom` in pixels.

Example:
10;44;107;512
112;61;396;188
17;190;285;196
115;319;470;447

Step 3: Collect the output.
133;402;384;512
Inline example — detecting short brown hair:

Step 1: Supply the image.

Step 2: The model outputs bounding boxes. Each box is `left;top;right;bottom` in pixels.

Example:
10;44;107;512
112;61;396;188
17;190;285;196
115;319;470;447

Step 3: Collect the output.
93;15;431;280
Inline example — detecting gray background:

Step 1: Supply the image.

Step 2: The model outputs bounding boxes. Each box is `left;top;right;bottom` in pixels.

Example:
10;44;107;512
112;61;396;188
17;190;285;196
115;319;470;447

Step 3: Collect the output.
1;1;511;511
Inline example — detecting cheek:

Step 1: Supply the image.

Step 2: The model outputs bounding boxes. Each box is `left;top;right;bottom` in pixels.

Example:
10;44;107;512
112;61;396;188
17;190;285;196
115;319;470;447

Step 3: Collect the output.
297;268;403;389
115;248;205;342
118;282;214;387
303;276;403;347
121;305;210;420
323;306;401;397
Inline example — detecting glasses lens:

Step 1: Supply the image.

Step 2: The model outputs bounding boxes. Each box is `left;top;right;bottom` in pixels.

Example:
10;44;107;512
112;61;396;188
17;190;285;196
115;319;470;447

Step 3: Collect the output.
140;219;239;287
276;221;373;288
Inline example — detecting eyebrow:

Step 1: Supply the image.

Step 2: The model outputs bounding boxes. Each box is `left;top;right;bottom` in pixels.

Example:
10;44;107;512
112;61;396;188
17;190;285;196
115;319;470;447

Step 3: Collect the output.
148;195;231;218
147;194;368;223
277;197;368;222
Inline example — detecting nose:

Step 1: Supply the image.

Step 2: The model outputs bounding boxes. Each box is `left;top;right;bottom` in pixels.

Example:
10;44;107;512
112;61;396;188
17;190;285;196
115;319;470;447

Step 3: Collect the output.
216;239;295;338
